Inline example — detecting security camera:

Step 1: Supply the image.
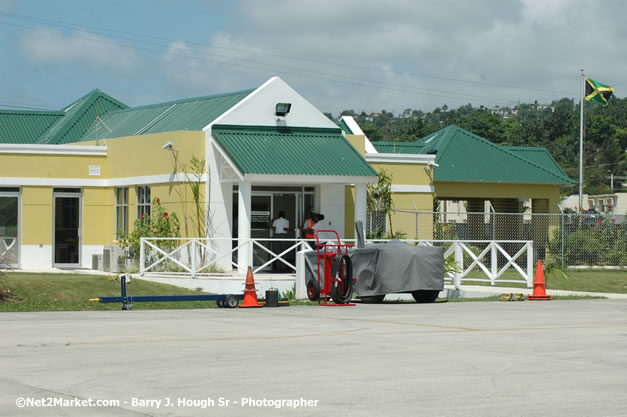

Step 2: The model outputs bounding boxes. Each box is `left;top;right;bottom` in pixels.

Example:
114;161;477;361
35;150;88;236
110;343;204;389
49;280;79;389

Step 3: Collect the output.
162;141;174;150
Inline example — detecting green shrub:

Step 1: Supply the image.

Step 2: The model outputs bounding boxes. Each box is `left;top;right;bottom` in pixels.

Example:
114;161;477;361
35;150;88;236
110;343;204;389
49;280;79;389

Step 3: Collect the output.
119;198;181;261
547;215;626;266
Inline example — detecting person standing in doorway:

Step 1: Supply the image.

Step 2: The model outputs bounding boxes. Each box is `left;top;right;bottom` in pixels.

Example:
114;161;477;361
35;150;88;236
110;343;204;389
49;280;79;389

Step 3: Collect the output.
301;209;318;240
301;209;325;240
271;211;290;271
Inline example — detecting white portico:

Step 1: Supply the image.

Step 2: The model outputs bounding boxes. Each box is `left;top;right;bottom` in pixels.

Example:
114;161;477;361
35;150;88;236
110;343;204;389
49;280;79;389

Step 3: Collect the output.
204;77;377;272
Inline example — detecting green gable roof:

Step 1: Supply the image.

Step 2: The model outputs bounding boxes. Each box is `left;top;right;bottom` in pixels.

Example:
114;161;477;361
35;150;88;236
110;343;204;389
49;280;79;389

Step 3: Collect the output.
370;141;426;154
416;125;575;184
80;89;254;141
0;109;63;144
37;89;128;144
212;125;378;178
0;89;127;145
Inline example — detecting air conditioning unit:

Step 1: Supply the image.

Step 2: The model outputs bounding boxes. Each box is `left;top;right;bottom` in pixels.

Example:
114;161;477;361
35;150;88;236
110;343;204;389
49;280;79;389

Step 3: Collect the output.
91;254;103;271
103;245;127;273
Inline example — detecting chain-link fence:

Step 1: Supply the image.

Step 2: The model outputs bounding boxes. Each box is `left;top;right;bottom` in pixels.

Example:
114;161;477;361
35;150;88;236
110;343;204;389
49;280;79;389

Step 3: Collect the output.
367;209;627;268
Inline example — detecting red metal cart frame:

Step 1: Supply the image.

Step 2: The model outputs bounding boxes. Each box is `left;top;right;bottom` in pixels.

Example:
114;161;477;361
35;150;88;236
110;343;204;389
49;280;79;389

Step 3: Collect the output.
315;229;355;306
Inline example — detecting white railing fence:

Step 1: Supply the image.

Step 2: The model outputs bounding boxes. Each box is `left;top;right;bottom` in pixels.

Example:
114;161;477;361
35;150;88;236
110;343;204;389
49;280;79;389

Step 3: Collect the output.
0;237;17;264
140;237;533;289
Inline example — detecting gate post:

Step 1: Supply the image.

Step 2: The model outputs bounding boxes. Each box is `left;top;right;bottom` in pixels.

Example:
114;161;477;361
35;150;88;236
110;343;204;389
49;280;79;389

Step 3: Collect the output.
526;241;533;287
191;239;197;279
490;242;497;285
140;238;145;276
454;242;463;289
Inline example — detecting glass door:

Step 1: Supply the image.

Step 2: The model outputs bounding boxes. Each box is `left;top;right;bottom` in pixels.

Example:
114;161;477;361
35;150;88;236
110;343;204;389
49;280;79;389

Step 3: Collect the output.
0;189;19;265
53;190;81;266
232;186;316;269
271;194;297;270
251;194;272;269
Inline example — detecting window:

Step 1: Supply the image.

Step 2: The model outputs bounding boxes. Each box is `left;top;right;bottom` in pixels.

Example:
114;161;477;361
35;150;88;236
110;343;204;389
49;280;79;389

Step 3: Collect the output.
607;199;614;211
116;187;128;238
137;185;151;220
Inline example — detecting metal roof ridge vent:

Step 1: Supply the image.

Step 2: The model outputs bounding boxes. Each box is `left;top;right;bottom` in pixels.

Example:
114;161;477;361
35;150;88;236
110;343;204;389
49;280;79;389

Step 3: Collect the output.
132;103;177;136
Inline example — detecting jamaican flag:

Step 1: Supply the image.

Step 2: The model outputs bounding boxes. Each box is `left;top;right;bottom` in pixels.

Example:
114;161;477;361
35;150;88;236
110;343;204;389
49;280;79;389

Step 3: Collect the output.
585;77;614;105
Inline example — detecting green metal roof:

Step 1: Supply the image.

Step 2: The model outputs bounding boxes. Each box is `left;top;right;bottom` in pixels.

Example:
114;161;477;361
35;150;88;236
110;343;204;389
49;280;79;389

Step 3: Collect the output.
212;125;379;178
415;125;575;184
503;146;571;181
0;109;63;144
337;119;353;135
37;89;128;144
370;141;426;154
80;89;254;141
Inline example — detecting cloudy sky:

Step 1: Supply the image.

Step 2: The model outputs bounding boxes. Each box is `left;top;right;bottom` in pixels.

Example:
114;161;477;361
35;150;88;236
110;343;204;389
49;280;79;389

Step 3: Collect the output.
0;0;625;115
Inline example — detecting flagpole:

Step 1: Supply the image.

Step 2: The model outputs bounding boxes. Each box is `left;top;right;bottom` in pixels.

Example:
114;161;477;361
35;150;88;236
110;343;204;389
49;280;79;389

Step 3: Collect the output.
579;68;584;213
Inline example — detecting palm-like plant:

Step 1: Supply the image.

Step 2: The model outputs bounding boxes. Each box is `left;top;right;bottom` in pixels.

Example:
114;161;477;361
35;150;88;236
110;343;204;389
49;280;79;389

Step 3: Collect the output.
367;169;395;237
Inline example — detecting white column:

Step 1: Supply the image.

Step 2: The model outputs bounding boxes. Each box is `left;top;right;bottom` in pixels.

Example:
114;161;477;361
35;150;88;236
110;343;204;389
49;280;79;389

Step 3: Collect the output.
206;132;234;270
354;183;367;238
237;181;252;273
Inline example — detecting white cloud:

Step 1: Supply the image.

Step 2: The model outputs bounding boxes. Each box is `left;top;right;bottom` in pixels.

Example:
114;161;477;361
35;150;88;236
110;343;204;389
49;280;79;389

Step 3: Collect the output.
19;28;141;74
153;0;627;113
158;35;275;97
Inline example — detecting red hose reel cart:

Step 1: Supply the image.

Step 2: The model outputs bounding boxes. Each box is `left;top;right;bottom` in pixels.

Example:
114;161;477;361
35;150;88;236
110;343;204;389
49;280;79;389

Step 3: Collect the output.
306;230;355;306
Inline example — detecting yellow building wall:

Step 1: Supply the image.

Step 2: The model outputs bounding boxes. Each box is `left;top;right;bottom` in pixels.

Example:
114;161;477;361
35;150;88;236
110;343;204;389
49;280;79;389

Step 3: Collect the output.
80;131;205;178
345;134;366;156
371;162;433;189
82;187;115;245
21;186;52;245
0;154;108;179
344;186;355;238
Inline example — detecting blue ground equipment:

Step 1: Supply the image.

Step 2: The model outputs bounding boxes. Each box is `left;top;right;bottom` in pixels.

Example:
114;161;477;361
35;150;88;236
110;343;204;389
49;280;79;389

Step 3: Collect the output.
90;275;243;310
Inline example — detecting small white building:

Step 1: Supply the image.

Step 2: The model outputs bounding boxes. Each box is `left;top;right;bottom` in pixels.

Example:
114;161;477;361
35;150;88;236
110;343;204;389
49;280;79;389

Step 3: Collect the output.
561;193;627;214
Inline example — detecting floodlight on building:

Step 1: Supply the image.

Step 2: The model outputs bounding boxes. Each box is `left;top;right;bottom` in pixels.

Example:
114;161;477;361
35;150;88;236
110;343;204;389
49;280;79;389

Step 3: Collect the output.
275;103;292;117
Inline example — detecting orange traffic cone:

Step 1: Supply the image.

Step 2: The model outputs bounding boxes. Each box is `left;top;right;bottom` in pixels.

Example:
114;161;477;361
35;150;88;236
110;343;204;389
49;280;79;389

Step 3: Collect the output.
528;260;552;300
239;266;263;308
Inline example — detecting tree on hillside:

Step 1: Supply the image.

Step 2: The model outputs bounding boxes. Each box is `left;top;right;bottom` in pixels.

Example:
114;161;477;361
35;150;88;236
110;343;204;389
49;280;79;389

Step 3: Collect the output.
458;110;504;143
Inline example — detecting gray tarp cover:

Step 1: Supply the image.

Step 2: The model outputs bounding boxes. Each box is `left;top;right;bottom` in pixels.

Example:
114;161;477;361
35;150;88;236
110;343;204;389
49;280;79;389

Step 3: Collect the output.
350;241;444;296
303;241;444;297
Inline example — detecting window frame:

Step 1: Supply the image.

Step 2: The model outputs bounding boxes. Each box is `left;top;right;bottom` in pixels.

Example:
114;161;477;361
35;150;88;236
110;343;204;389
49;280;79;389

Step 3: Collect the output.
115;187;128;238
137;185;151;220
